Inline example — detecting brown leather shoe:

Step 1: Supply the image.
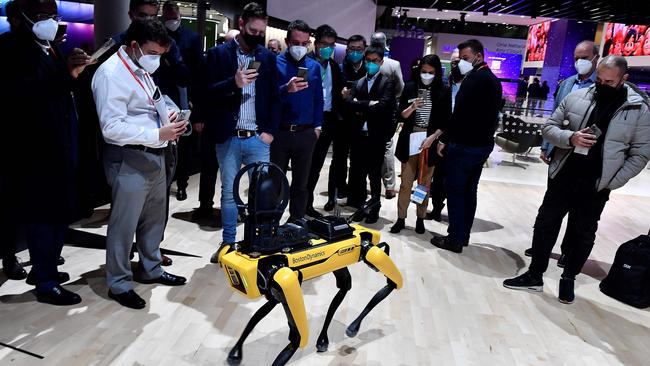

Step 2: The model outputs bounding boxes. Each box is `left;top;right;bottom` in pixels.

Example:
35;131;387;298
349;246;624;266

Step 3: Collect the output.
385;189;397;199
161;255;173;266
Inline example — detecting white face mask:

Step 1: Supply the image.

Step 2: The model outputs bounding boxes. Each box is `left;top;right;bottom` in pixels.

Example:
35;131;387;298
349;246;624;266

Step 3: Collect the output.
23;13;58;42
420;73;434;85
574;57;594;75
458;59;474;75
165;19;181;32
289;45;308;61
136;44;161;74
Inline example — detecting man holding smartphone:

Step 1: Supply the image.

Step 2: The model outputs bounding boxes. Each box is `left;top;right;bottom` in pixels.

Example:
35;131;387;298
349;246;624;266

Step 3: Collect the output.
92;19;189;309
504;56;650;304
197;2;280;262
273;19;324;223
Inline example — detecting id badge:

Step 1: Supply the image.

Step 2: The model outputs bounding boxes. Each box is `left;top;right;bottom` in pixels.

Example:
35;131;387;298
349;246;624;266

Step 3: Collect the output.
411;184;429;204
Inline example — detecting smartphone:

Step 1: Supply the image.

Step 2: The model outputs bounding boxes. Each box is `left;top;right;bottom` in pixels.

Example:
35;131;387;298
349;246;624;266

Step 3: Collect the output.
417;89;427;100
90;38;117;63
297;67;308;81
588;124;602;139
248;61;261;71
55;24;67;40
178;109;192;122
346;80;357;88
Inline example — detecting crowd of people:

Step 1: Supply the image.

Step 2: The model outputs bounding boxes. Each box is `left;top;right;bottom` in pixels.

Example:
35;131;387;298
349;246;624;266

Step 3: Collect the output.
1;0;649;311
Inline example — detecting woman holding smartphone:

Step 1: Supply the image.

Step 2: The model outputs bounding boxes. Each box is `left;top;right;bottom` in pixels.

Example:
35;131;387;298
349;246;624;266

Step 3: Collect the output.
391;54;451;234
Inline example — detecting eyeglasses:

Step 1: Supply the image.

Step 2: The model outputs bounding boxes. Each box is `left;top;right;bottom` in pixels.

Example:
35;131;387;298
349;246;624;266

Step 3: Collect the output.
33;13;62;22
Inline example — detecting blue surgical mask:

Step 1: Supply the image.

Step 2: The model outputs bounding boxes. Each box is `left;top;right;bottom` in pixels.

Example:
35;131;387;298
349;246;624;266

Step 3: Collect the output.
347;51;363;63
365;61;380;76
319;46;334;60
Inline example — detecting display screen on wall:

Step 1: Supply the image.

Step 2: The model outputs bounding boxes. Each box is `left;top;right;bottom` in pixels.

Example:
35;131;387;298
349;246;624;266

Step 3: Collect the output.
485;52;523;80
602;23;650;57
525;21;550;62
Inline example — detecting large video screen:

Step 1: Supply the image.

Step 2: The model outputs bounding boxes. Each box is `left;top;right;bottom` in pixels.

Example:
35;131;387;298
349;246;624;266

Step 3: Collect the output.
525;21;550;62
603;23;650;56
486;52;523;80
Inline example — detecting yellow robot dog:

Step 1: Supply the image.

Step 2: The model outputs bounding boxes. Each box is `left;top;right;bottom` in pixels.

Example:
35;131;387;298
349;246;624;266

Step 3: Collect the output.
217;162;403;366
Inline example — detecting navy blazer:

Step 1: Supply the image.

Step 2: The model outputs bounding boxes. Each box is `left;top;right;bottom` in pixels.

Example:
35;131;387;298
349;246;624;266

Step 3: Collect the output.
198;40;281;144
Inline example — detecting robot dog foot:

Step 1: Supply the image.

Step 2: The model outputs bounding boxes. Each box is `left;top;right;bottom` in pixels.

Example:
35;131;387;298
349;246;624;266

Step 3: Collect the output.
316;336;329;353
226;346;242;365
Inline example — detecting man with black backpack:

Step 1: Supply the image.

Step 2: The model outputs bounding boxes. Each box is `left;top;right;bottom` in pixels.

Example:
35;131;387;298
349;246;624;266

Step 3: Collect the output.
504;56;650;304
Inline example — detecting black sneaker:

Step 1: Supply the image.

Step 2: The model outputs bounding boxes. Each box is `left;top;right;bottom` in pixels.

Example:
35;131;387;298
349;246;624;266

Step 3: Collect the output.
557;254;567;268
415;218;425;234
558;277;575;304
503;271;543;292
430;235;463;253
390;219;405;234
524;247;532;257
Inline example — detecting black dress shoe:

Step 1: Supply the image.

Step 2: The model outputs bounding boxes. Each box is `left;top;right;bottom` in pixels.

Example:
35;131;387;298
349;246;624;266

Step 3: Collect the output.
58;256;65;265
138;271;186;286
306;207;322;218
37;285;81;306
557;254;567;268
176;188;188;201
161;255;173;267
364;210;379;224
430;235;463;253
426;204;444;222
524;247;533;257
191;206;214;221
385;190;397;199
108;289;146;309
323;200;336;212
390;219;405;233
26;271;70;286
2;258;27;280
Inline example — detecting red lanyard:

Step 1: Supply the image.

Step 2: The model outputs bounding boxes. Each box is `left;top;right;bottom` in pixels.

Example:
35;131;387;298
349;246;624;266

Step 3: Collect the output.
117;50;154;105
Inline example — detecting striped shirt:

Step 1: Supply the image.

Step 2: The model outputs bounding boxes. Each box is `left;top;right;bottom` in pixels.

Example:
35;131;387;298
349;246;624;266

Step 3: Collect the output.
235;39;257;131
415;88;432;128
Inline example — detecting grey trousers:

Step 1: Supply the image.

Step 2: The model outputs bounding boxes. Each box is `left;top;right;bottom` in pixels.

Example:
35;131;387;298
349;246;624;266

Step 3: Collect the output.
382;137;396;190
103;145;166;294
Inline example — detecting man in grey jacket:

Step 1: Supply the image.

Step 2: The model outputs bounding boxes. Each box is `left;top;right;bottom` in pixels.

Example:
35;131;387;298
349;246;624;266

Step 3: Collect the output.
504;56;650;304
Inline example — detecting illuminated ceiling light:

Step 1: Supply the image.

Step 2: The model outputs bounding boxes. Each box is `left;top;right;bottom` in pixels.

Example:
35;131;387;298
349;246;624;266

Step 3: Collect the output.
444;10;449;13
498;14;503;16
519;15;525;18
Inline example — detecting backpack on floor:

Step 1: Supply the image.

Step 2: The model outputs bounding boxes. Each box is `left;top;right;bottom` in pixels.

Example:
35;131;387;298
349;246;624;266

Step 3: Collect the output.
599;231;650;309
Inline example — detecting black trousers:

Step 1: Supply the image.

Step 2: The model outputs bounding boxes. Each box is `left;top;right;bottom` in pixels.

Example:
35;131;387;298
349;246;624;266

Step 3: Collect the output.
430;155;447;211
307;112;337;208
271;128;318;220
198;131;220;209
25;223;67;291
174;134;194;191
331;118;351;199
529;169;610;279
347;133;385;208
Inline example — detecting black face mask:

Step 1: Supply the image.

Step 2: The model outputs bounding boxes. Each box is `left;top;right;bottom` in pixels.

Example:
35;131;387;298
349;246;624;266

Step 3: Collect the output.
595;81;623;103
450;65;463;83
243;32;265;49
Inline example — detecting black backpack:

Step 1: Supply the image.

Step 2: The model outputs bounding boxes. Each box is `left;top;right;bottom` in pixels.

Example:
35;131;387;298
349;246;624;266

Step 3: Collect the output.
600;232;650;309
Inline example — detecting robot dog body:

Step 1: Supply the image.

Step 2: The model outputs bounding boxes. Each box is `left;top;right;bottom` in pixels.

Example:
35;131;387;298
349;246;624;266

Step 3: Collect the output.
218;163;403;365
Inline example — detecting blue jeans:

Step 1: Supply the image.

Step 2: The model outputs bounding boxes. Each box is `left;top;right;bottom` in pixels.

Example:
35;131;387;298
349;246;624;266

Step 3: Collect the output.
444;143;493;245
216;135;270;243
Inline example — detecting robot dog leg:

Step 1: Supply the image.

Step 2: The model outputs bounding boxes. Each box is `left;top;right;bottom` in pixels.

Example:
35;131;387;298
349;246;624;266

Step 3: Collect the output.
316;267;352;352
227;297;279;366
226;266;308;366
346;242;403;338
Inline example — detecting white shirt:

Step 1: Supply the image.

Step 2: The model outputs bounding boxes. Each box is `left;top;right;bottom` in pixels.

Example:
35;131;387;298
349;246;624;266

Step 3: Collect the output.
92;46;166;148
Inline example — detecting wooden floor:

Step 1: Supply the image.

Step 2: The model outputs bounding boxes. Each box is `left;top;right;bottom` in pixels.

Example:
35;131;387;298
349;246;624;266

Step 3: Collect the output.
1;150;650;366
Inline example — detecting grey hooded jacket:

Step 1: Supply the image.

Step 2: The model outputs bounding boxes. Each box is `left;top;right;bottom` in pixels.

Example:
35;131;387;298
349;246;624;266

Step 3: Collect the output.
542;83;650;191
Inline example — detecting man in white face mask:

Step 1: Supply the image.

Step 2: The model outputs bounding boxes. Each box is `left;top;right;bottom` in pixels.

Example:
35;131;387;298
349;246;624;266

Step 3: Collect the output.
0;0;91;306
92;19;190;310
273;19;324;223
432;39;502;254
527;40;600;267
